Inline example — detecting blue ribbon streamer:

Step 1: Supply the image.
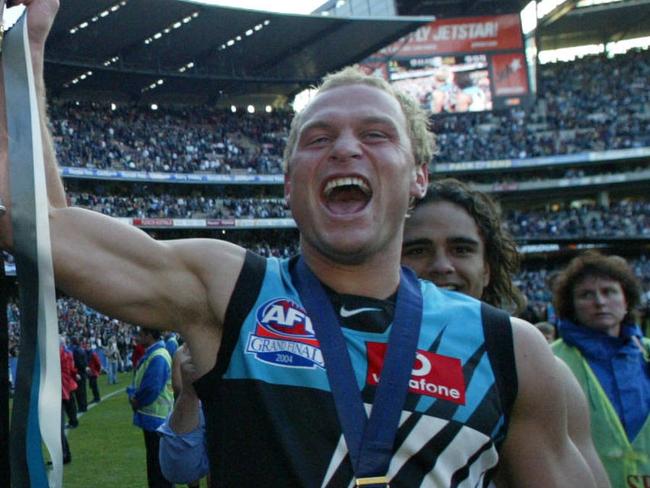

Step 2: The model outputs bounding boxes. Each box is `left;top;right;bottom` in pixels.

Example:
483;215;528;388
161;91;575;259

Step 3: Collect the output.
3;11;62;488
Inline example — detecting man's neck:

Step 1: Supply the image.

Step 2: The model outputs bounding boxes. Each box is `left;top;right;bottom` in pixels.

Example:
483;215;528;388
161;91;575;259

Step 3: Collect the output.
300;246;401;300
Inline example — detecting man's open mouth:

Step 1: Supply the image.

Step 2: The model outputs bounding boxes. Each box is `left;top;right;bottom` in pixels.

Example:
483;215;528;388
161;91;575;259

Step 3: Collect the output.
323;176;372;215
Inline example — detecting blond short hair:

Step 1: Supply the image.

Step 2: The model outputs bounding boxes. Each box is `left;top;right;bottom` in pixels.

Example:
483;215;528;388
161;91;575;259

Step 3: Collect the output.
283;66;436;171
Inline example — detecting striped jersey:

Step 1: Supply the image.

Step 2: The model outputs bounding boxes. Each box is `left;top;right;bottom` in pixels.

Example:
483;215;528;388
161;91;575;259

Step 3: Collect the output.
194;253;516;487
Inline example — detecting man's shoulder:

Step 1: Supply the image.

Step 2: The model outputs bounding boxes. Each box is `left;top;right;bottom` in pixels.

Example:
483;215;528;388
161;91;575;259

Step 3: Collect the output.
172;237;249;294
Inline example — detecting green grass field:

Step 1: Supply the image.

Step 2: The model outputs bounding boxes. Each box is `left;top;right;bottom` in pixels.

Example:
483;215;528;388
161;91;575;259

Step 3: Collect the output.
61;372;146;486
56;372;207;487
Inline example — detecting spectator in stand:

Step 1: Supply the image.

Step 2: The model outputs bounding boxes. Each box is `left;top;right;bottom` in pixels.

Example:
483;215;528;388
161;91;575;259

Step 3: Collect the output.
552;252;650;486
87;344;102;403
127;327;174;488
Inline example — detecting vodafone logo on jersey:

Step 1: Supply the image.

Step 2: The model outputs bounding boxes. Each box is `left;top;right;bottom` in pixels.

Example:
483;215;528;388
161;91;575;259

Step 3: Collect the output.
366;343;466;405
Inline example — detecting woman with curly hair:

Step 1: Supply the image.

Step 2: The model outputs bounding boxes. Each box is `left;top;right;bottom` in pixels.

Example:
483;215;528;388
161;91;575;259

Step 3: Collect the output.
552;251;650;486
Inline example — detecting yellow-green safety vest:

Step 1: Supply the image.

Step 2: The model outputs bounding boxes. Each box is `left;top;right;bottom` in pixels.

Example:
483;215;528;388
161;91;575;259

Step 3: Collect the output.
553;340;650;488
134;346;174;420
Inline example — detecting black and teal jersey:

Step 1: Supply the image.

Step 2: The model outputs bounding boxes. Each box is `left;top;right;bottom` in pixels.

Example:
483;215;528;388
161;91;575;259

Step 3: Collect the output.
195;252;516;487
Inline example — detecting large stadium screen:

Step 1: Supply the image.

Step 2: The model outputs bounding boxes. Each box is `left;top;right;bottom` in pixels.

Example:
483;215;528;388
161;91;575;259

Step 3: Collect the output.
360;14;532;114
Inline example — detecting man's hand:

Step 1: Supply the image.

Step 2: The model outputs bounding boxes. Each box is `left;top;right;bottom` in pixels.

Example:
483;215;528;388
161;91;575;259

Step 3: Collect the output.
168;343;202;434
175;344;200;398
8;0;59;49
129;396;138;411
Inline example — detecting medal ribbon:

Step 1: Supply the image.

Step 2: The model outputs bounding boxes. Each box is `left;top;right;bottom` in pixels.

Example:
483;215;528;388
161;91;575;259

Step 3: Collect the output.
293;257;422;483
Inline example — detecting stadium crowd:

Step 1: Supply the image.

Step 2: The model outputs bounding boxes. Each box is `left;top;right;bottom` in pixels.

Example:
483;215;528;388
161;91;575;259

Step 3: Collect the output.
65;186;650;240
504;199;650;239
67;189;287;220
7;48;649;354
49;49;650;175
7;252;650;358
51;102;290;175
431;49;650;163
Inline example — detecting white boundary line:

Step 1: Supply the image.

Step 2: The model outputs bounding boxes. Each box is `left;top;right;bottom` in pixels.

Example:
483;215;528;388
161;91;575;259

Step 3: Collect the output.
66;385;127;428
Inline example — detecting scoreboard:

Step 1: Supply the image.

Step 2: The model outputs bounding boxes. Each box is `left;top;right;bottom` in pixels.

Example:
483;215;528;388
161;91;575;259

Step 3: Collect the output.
361;14;533;114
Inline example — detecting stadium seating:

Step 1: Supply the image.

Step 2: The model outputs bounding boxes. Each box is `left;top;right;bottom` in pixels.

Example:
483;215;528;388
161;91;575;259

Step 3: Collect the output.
6;48;650;334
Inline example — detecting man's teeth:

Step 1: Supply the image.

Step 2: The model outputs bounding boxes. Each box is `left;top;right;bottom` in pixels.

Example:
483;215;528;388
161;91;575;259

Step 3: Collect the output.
440;285;459;291
324;177;370;197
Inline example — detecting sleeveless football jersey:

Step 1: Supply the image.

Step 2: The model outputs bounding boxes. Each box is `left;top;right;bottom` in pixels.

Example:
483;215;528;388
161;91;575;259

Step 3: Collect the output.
194;253;516;487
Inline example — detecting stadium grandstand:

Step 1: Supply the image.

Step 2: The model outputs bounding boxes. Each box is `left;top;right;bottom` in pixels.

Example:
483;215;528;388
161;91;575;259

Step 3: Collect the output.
5;0;650;341
3;0;650;483
4;0;650;462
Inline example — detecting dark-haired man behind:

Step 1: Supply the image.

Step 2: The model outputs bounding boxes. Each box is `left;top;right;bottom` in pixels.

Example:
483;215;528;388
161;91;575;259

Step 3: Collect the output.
402;178;609;487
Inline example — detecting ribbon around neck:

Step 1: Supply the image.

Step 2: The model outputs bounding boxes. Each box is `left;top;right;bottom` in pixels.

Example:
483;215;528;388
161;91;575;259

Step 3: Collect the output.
292;257;423;481
3;11;62;488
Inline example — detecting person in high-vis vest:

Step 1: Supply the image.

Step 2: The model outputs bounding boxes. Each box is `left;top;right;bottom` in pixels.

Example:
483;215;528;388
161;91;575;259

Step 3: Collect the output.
128;327;174;488
552;252;650;488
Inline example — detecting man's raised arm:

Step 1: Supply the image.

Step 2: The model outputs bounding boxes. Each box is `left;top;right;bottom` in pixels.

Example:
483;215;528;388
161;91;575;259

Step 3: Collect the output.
0;0;246;377
27;0;66;209
0;0;63;249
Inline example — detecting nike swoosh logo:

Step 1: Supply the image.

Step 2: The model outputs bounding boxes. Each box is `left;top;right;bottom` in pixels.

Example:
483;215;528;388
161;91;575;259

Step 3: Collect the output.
339;306;383;318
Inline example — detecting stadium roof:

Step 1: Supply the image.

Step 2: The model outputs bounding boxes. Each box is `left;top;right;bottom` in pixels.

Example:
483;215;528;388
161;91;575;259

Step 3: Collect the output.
396;0;531;17
43;0;431;104
39;0;650;105
535;0;650;50
397;0;650;51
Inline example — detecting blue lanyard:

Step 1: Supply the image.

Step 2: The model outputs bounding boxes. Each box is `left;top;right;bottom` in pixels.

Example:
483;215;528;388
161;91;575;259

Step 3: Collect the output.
293;257;423;482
